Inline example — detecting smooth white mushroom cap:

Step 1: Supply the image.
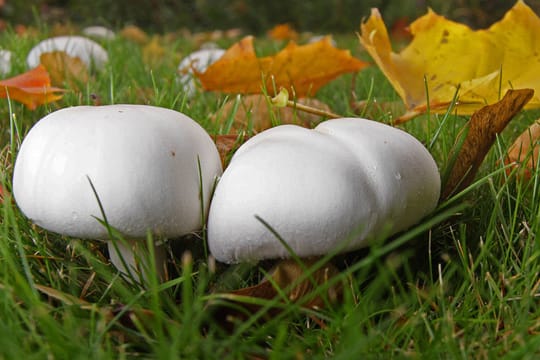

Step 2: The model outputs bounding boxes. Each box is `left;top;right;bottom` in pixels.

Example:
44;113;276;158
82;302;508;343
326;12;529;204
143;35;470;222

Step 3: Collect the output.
207;118;440;263
13;104;222;240
82;26;116;40
26;36;109;69
0;49;12;75
177;48;225;97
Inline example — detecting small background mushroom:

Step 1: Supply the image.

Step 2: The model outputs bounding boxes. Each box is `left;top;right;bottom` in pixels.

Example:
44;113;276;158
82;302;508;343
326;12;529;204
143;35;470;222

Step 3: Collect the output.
26;35;109;70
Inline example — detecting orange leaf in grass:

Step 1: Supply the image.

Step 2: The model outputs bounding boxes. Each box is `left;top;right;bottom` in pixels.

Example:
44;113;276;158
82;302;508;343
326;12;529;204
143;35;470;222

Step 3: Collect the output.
0;65;64;109
359;1;540;123
505;119;540;180
267;23;298;40
196;36;368;97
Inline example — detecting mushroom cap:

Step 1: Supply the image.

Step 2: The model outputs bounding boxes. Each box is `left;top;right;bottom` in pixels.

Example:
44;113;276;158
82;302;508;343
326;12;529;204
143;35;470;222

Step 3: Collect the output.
13;104;222;240
0;49;12;75
177;48;225;97
82;26;116;40
26;36;109;69
207;118;440;263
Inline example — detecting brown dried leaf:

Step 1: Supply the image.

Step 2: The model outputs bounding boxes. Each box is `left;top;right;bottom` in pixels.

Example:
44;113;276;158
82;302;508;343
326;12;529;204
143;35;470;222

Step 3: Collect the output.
208;259;341;331
505;119;540;180
216;94;332;134
442;88;534;199
40;51;89;89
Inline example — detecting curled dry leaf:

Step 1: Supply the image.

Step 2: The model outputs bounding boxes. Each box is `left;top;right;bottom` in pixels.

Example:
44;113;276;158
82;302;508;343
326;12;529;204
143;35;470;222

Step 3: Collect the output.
215;94;333;134
196;36;368;97
0;65;64;109
442;88;534;200
208;259;342;331
39;51;89;89
359;1;540;123
505;120;540;180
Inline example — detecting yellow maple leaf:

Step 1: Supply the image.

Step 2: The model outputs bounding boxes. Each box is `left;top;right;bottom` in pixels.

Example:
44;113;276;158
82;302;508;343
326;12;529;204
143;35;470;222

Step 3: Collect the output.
196;36;368;97
359;0;540;123
0;65;64;109
39;51;89;89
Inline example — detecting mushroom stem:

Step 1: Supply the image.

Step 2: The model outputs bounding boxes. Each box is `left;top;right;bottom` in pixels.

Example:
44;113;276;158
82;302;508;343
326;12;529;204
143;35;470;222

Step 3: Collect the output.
107;239;167;284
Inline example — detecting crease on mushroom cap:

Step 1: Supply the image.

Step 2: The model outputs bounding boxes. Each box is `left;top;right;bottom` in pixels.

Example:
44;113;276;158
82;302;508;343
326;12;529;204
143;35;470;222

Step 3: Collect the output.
26;35;109;70
12;104;222;284
207;118;441;264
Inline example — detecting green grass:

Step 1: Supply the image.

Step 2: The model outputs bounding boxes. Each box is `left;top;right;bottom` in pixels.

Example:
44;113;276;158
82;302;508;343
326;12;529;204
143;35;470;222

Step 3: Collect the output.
1;26;540;359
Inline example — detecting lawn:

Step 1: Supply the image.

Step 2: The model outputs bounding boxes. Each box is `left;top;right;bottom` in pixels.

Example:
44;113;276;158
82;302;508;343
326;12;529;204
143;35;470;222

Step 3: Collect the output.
1;21;540;359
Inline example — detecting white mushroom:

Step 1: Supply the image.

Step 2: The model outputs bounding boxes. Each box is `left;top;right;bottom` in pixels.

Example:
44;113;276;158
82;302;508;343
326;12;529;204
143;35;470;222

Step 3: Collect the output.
0;49;12;75
207;118;440;264
26;36;109;70
177;48;225;98
12;104;222;282
82;26;116;40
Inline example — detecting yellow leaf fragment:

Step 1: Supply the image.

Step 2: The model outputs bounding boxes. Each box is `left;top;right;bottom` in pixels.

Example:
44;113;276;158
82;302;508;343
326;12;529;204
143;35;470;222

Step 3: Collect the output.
359;1;540;123
39;51;89;89
120;25;149;44
196;36;368;97
142;36;166;67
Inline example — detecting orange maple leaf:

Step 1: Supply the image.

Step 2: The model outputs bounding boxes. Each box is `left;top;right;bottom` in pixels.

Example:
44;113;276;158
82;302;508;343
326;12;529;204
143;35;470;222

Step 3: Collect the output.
0;65;64;109
267;23;298;40
196;36;368;97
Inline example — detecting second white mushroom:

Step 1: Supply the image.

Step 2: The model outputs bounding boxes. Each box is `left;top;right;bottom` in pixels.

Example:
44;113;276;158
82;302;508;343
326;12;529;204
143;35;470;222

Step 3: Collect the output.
207;118;441;264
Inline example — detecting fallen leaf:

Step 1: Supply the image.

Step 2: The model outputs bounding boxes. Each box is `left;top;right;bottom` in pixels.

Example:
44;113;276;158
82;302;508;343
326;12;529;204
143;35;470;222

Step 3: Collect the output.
0;65;64;109
196;36;368;97
120;25;149;44
208;258;341;331
142;36;165;67
359;1;540;123
267;23;298;40
39;51;89;89
215;94;333;134
442;88;533;199
505;119;540;180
